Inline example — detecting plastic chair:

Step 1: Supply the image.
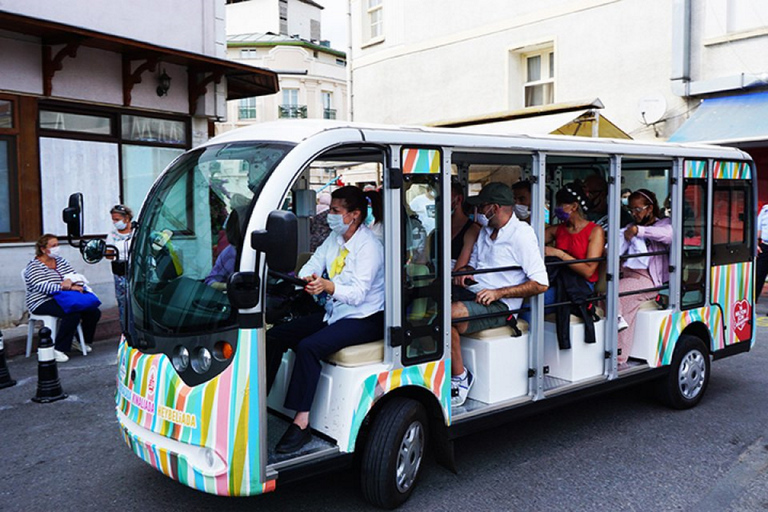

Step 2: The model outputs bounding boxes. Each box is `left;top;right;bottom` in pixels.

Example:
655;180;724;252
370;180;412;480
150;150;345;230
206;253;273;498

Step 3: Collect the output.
21;269;87;357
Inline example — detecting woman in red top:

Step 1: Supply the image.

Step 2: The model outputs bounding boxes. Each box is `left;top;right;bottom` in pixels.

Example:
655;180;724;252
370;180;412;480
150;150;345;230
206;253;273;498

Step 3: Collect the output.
544;182;605;285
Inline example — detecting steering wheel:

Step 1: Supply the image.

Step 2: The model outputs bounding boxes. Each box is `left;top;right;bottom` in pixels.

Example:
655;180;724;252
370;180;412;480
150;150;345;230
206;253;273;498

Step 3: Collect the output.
268;269;307;288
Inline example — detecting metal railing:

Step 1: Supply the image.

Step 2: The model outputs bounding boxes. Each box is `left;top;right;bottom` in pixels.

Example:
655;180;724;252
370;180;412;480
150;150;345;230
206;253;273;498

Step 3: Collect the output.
278;105;307;119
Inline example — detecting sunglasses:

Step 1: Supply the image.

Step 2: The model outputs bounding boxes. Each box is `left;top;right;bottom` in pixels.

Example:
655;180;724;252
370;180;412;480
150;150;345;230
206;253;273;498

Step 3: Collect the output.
112;205;128;214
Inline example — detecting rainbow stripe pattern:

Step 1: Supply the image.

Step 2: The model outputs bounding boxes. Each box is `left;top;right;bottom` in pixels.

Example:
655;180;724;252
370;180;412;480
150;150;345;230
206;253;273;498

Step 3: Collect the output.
711;262;754;346
347;359;451;451
116;329;269;496
656;307;724;365
684;160;706;179
402;148;440;174
713;160;751;180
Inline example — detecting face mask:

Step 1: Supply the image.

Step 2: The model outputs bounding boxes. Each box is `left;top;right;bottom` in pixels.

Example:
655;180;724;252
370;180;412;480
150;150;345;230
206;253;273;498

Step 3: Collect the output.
48;246;61;257
621;197;629;206
327;213;352;235
554;207;570;222
514;204;530;220
475;214;490;227
114;220;127;231
364;206;374;227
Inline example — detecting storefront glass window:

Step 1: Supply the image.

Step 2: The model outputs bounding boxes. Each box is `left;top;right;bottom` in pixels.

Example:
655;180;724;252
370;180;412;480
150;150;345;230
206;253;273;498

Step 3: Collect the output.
0;139;11;232
39;110;112;135
122;115;186;145
0;101;12;129
122;145;185;213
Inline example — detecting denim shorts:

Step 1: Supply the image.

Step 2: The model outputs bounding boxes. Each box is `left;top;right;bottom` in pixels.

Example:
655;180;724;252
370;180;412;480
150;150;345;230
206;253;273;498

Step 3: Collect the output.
459;299;509;334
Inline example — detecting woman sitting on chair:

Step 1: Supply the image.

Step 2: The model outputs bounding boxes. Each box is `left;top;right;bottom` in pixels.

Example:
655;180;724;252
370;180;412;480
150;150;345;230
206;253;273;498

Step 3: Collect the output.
266;186;385;454
23;234;101;363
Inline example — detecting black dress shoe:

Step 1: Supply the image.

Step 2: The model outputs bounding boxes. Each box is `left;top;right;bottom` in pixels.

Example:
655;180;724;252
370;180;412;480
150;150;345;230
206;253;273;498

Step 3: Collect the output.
275;423;312;454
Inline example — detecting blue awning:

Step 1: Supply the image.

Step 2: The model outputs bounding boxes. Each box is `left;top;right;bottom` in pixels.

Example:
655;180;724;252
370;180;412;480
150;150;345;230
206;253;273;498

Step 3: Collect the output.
668;91;768;144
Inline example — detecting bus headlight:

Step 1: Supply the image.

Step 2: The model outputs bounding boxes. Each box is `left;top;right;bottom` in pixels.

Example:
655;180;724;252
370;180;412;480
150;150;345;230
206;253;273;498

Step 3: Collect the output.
192;347;212;374
172;346;190;373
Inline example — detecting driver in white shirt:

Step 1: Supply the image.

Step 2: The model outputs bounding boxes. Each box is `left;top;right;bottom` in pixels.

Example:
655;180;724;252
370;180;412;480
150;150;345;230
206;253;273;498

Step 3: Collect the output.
265;186;384;454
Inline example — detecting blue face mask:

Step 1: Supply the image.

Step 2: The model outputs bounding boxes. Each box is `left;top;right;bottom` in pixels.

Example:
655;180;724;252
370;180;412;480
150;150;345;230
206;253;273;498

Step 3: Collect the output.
327;213;351;235
364;205;374;227
554;207;570;222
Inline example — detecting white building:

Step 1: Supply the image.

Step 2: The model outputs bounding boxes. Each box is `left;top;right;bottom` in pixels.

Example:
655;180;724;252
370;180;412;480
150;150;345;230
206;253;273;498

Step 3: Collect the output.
348;0;768;195
0;1;277;327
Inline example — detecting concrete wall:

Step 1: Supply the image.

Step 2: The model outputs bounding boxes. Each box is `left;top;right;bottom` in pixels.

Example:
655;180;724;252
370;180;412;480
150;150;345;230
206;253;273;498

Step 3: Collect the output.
0;0;224;57
348;0;710;140
287;0;322;40
226;0;281;36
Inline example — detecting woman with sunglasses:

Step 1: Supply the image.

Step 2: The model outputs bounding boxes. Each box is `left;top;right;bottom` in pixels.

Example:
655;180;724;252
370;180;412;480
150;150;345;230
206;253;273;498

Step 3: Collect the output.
618;189;672;369
107;204;134;334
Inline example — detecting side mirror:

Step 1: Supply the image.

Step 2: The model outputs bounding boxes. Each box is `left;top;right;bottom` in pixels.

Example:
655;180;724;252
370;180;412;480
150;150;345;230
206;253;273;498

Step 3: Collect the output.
82;239;106;264
251;210;298;273
62;193;84;241
227;271;260;309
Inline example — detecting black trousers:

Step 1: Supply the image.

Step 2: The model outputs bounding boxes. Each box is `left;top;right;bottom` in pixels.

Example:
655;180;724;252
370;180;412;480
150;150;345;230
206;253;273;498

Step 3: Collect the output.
266;311;384;412
33;300;101;352
757;242;768;302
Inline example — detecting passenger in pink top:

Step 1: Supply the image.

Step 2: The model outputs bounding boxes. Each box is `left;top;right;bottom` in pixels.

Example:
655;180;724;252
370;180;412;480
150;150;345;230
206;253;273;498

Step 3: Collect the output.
618;189;673;367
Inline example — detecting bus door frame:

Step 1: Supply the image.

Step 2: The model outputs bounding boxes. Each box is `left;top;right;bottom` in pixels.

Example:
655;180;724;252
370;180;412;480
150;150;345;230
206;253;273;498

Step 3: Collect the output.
606;155;622;377
530;152;547;399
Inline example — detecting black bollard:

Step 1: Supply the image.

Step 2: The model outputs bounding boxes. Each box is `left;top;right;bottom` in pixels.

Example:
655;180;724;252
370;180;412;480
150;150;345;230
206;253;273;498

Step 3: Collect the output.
0;329;16;389
32;327;67;403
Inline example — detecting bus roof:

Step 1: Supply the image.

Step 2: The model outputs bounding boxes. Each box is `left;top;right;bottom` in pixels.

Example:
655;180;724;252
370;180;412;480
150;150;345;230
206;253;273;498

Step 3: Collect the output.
206;120;753;161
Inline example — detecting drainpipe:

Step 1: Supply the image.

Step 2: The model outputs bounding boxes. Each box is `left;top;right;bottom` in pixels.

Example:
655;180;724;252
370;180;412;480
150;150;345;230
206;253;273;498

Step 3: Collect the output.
347;0;353;121
671;0;691;97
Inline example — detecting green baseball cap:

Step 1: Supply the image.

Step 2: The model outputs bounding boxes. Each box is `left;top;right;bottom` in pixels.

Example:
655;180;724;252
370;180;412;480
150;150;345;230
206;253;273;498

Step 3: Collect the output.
466;182;515;206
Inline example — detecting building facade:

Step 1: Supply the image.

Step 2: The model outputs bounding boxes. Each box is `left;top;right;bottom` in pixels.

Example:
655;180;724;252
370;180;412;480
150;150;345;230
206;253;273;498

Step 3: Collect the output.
0;1;277;327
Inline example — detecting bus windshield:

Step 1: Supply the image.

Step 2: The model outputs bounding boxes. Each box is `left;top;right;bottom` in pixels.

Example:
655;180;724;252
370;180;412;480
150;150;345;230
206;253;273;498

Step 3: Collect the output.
130;142;293;335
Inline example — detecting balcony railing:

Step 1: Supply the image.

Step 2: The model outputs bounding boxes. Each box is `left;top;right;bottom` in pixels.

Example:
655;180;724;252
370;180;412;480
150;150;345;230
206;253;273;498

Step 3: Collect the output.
279;105;308;119
323;108;337;120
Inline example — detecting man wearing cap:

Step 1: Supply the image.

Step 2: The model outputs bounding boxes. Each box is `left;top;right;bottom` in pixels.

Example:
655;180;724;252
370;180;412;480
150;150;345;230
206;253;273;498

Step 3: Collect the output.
451;182;549;407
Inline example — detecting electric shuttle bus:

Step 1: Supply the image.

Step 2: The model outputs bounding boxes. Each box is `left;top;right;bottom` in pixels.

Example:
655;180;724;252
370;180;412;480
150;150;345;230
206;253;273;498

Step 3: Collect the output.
64;121;756;508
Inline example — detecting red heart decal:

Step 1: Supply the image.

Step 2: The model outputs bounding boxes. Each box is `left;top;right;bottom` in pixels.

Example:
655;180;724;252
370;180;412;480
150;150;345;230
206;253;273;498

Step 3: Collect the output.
732;299;751;342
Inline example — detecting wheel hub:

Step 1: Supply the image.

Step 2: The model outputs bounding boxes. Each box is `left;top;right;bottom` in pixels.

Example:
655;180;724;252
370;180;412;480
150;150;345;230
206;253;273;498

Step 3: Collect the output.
678;349;706;400
395;420;424;493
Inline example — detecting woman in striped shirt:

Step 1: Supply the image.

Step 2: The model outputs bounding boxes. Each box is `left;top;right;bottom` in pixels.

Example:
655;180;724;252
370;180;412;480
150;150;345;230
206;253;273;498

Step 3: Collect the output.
23;234;101;363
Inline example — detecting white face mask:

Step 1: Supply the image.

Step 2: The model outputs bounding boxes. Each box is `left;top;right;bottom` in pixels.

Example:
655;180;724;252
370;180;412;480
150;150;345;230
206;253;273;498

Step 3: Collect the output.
48;246;61;257
514;204;530;220
114;220;127;231
327;213;352;236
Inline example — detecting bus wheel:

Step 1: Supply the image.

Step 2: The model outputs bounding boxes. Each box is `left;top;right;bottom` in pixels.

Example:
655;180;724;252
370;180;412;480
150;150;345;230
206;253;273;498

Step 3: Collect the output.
360;397;427;509
658;335;710;409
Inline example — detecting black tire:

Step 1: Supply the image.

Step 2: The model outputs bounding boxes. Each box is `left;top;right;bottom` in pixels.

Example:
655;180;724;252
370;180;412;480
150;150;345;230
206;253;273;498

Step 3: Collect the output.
658;335;710;409
360;397;428;509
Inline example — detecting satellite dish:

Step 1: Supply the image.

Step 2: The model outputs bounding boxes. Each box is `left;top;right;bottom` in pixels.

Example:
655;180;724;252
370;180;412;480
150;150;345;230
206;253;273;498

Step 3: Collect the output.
637;94;667;125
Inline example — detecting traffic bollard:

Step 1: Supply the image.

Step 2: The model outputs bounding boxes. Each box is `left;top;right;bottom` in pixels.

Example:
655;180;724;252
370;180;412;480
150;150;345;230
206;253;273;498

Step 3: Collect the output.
0;329;16;389
32;326;67;403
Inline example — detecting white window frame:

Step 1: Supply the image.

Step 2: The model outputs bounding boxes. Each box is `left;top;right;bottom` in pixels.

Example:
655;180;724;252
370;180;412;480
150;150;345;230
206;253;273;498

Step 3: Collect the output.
364;0;384;46
239;48;258;59
283;89;299;106
238;97;257;120
523;49;555;108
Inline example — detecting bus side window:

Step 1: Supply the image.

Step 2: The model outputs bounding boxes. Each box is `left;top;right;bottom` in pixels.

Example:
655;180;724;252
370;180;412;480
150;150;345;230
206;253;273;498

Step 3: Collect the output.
681;179;707;309
712;179;752;265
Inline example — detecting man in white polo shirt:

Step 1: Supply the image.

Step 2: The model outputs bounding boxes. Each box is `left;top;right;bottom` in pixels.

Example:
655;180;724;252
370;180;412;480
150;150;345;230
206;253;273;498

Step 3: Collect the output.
451;182;549;407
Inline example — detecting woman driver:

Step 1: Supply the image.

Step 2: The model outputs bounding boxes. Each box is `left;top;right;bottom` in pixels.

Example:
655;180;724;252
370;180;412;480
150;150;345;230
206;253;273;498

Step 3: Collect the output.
265;186;385;454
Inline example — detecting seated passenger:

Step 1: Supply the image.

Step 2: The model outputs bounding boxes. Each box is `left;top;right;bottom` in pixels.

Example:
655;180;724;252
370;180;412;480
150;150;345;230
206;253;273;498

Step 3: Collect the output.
205;210;241;291
265;186;384;453
583;174;632;229
544;182;605;291
310;192;332;252
511;180;532;224
364;189;384;241
450;182;481;271
451;182;549;407
617;189;672;369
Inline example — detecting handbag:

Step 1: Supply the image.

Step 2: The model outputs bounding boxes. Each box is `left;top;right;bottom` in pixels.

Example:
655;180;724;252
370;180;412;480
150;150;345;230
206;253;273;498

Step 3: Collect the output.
52;290;102;313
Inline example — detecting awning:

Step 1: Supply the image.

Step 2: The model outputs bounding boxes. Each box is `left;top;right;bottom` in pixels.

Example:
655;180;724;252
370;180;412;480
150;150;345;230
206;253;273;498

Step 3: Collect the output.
431;99;631;139
0;11;279;105
668;91;768;145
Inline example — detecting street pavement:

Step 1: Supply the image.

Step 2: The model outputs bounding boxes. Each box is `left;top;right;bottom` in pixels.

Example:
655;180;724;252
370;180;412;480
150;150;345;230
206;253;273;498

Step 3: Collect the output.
2;313;768;511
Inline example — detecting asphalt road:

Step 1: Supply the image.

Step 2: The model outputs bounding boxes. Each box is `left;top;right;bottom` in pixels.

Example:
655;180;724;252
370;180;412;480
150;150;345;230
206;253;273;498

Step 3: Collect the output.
2;318;768;511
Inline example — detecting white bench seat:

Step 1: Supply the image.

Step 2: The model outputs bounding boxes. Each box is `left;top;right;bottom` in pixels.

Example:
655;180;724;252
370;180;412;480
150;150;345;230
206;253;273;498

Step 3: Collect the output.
327;339;384;367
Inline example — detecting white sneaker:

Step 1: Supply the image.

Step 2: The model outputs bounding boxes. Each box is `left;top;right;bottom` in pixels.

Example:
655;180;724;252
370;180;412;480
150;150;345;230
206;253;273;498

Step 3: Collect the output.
54;350;69;363
617;316;629;332
71;343;93;354
451;369;474;407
